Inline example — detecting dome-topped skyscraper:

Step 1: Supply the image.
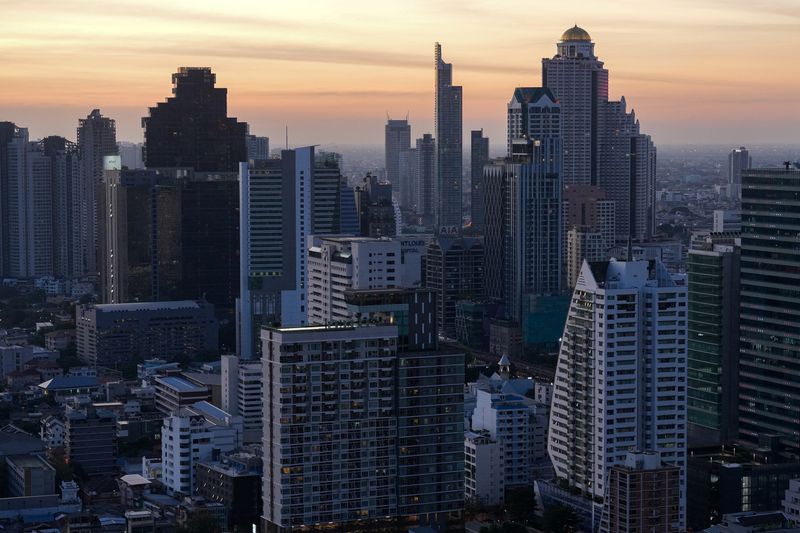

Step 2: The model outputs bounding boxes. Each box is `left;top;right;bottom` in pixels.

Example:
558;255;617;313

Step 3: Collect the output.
561;25;591;42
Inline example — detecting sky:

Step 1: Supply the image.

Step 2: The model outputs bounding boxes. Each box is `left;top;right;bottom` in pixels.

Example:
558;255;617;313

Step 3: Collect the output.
2;0;799;147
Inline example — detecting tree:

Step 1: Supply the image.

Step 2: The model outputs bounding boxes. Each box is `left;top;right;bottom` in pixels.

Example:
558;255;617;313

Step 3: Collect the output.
542;504;579;533
505;486;538;525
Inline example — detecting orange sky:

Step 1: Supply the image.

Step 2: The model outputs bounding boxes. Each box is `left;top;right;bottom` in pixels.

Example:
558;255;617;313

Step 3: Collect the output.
2;0;799;147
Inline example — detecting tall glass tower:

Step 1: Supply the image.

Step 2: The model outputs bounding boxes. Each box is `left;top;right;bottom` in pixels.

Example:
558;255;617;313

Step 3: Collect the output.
434;43;462;231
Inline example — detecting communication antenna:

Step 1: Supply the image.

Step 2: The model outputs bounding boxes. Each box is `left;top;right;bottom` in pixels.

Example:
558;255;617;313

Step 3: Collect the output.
285;125;289;150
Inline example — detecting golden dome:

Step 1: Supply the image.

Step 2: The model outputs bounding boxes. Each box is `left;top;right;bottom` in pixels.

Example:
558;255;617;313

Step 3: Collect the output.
561;25;591;42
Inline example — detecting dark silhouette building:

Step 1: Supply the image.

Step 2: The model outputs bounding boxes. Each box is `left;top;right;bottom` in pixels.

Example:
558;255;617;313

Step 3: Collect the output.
142;67;247;172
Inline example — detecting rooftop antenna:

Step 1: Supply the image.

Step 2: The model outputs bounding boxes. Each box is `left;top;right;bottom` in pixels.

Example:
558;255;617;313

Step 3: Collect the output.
285;125;288;150
405;111;409;122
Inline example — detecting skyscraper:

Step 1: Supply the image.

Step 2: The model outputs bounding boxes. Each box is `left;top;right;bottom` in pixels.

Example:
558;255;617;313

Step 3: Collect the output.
485;88;563;322
544;26;656;242
0;122;19;277
548;259;687;529
738;166;800;458
687;231;740;447
385;118;411;197
398;147;418;212
470;129;489;232
41;136;82;279
728;146;751;200
246;134;269;163
238;147;345;358
415;133;436;225
142;67;247;172
601;98;657;241
542;26;607;185
355;173;396;238
434;43;463;230
261;322;463;532
77;109;117;275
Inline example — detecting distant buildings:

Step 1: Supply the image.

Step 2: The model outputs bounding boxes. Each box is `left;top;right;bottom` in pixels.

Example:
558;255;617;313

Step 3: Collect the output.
728;147;751;200
385;118;411;197
543;26;655;241
154;376;212;415
548;259;687;529
77;109;117;276
425;235;484;336
470;129;489;232
76;301;218;367
355;173;396;237
435;43;463;230
195;450;262;532
246;133;269;163
415;133;436;226
566;227;605;290
713;209;742;232
142;67;247;172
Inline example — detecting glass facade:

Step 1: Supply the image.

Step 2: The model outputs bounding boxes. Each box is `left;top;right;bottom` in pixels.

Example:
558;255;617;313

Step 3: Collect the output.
739;168;800;456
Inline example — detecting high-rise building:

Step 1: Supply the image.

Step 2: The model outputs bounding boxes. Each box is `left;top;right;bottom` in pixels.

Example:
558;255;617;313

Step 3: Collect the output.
97;169;182;303
246;134;269;163
355;173;396;237
470;130;489;232
434;43;463;230
544;27;656;241
0;122;20;277
548;259;687;529
41;136;82;279
687;232;740;447
77;109;117;277
385;118;411;197
307;236;404;325
601;98;657;241
415;133;436;225
542;26;607;185
142;67;247;172
728;147;751;200
484;134;563;322
566;226;605;290
425;235;484;336
599;451;682;533
506;87;561;154
738;166;800;458
238;147;345;358
398;147;418;213
563;185;616;251
117;141;144;170
261;323;463;531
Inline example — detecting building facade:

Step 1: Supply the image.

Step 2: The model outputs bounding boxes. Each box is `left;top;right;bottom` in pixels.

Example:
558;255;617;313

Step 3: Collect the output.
738;166;800;458
434;43;463;230
548;259;687;529
385;118;411;197
687;232;740;447
470;130;489;232
76;301;218;367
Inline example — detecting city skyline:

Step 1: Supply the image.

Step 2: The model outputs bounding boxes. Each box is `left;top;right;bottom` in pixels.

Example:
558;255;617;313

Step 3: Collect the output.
3;0;800;146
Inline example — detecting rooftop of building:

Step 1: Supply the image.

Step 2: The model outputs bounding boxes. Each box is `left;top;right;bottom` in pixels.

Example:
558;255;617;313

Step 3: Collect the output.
6;453;54;471
181;372;221;387
155;376;208;394
38;376;99;391
88;300;209;313
119;474;152;487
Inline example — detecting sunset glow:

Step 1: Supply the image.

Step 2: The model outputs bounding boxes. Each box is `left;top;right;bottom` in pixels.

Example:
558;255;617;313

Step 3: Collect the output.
2;0;799;145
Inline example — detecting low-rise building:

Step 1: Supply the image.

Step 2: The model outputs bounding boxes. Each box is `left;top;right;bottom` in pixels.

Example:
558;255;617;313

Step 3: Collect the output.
65;406;117;477
195;451;262;531
154;376;211;415
161;401;241;496
6;454;56;497
76;300;218;367
465;431;504;507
